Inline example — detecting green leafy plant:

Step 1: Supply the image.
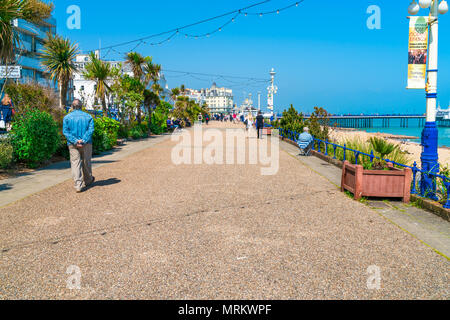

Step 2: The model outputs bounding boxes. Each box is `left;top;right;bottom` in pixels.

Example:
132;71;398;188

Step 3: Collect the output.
4;81;62;122
130;125;145;140
10;110;60;167
92;117;120;154
369;137;397;159
118;123;130;139
0;137;14;169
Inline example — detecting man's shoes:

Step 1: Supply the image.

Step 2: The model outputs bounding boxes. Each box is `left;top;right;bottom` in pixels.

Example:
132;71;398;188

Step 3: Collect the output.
75;187;83;193
88;176;95;186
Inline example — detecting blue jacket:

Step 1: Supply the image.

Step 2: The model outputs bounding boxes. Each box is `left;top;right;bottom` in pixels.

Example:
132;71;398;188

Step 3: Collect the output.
63;110;95;145
297;132;314;149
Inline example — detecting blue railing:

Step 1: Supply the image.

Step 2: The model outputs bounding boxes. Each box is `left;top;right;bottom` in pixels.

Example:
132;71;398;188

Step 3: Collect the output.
278;128;450;209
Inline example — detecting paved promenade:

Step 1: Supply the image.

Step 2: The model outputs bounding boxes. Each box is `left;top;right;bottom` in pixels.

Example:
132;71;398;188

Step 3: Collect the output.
0;122;448;299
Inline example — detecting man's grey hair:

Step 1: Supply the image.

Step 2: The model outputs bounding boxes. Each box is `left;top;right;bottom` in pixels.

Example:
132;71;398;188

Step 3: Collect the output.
72;99;82;110
304;127;309;132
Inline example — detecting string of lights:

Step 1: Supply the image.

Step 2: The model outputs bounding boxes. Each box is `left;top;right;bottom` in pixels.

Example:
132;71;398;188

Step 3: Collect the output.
95;0;305;59
160;69;270;91
161;69;269;82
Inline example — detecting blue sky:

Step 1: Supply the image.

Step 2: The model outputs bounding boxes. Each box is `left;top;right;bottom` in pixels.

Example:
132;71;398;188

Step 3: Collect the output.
51;0;450;115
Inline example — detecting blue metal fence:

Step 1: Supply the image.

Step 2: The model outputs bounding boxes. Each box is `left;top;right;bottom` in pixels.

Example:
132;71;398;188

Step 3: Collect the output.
278;128;450;209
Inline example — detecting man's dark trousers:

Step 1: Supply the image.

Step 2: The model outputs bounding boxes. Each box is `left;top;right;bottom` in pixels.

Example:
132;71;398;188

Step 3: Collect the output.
257;126;262;139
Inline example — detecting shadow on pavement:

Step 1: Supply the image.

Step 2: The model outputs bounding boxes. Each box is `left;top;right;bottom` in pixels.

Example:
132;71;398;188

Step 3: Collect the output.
91;178;121;188
0;183;12;191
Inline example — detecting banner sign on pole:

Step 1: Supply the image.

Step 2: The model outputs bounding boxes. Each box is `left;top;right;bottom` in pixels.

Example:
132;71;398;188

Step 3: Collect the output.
407;16;429;89
0;66;22;79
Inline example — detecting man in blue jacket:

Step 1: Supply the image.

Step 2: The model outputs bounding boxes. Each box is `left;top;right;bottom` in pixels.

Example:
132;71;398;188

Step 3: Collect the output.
63;99;95;193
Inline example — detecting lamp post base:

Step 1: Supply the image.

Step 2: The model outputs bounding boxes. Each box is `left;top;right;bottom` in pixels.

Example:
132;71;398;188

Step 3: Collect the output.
420;121;439;200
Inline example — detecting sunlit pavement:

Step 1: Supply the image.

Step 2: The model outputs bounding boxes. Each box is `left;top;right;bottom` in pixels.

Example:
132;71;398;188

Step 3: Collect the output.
0;122;448;299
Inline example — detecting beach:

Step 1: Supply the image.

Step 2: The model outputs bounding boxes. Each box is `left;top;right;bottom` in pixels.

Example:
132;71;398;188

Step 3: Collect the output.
329;128;450;168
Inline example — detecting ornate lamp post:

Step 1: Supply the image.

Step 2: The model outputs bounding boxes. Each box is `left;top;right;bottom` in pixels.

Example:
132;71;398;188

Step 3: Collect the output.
408;0;448;198
267;68;278;116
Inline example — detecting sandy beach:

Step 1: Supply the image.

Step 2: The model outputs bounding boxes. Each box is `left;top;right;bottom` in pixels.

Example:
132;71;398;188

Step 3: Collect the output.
329;128;450;168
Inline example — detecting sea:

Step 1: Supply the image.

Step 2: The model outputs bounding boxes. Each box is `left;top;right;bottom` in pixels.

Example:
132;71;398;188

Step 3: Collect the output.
360;125;450;148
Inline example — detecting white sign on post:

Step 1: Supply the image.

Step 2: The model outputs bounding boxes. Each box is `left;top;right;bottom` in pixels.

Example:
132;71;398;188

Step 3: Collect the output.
0;66;22;79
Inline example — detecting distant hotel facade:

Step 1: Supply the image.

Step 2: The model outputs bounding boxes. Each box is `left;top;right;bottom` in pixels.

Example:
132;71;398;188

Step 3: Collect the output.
184;83;234;114
201;83;233;114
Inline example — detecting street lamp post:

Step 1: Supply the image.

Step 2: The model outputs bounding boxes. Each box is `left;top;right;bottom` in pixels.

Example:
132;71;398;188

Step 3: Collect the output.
267;68;278;116
408;0;448;198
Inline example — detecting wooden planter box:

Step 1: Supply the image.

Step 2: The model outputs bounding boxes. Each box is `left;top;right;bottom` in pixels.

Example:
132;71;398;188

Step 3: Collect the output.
341;161;412;203
262;127;272;135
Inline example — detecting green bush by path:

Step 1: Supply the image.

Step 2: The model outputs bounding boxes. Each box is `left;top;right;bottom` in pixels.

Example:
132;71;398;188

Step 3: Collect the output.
149;110;168;135
10;110;60;168
0;138;14;169
93;117;120;154
130;124;145;140
330;137;411;169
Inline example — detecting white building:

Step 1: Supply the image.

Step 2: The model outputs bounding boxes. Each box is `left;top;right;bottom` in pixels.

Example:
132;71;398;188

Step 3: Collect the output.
200;83;234;114
73;52;133;110
183;88;205;105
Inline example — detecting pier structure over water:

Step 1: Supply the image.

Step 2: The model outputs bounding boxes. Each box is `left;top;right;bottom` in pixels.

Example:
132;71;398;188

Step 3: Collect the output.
302;114;450;129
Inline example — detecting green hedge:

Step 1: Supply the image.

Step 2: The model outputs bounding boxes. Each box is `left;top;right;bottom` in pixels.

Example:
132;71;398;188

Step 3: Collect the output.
93;117;120;154
0;138;14;169
10;110;60;168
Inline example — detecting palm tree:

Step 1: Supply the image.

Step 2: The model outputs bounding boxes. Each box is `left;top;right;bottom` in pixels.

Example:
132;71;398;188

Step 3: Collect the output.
41;33;78;109
170;87;180;103
143;59;161;87
83;52;111;115
1;0;53;91
125;52;146;80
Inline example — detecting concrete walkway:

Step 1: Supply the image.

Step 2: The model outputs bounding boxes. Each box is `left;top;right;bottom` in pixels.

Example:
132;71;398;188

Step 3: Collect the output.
0;134;171;208
0;123;448;299
280;139;450;259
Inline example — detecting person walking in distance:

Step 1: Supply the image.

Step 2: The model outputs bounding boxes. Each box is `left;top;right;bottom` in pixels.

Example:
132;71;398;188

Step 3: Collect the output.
63;99;95;193
256;111;264;139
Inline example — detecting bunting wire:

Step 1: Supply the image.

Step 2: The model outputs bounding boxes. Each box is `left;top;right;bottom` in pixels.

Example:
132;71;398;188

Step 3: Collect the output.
85;1;304;56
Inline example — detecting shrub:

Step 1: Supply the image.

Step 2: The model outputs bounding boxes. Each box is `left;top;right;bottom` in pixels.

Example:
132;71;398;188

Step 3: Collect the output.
331;137;411;170
130;125;144;140
140;121;149;134
0;138;14;169
11;110;60;167
92;117;120;154
118;123;130;139
4;81;63;123
149;110;168;135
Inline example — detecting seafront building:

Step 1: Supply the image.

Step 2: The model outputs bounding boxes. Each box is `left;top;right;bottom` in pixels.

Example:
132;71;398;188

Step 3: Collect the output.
180;83;234;114
183;88;206;105
200;83;234;114
0;16;72;101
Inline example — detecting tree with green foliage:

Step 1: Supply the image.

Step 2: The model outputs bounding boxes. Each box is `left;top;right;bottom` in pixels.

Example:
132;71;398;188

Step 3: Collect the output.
308;106;330;142
41;33;79;109
279;104;305;134
111;73;144;124
82;52;112;115
125;52;147;81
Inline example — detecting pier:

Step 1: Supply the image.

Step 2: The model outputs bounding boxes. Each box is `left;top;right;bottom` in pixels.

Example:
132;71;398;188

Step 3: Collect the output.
302;114;450;129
